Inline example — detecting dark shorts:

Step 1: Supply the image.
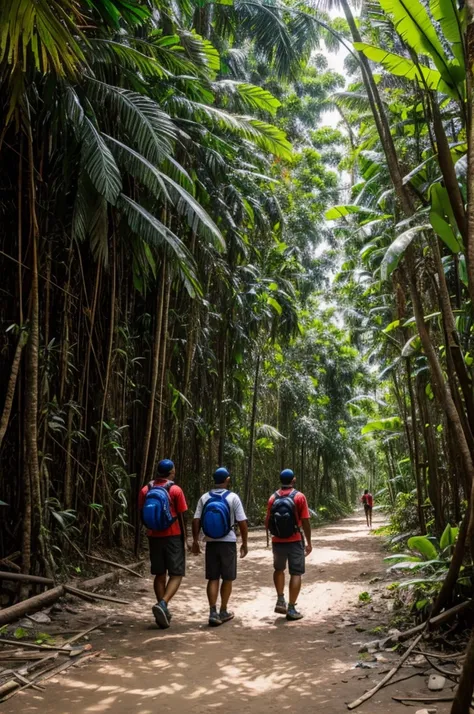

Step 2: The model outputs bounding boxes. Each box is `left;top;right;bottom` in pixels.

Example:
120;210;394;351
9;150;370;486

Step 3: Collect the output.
148;536;185;577
205;541;237;581
364;504;373;514
273;540;305;576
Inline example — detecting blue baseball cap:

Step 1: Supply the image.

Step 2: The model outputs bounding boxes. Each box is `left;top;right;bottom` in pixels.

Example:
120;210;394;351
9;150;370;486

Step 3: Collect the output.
157;459;175;475
280;469;294;483
214;467;230;484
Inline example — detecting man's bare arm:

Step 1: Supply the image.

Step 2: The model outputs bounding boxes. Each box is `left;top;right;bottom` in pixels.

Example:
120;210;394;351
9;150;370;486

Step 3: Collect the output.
302;518;312;556
238;520;248;558
192;518;201;554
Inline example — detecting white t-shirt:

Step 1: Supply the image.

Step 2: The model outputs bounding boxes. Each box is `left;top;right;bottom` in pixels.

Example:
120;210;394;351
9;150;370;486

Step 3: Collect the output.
194;489;247;542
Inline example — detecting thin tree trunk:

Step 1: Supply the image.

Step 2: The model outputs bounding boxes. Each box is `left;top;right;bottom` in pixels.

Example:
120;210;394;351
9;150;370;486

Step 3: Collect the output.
149;269;172;479
0;332;28;451
244;353;261;513
87;237;116;553
140;261;166;487
406;358;426;533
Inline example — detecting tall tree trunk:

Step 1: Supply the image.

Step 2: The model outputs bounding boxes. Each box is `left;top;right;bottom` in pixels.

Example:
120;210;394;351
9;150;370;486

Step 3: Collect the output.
406;359;426;533
244;353;261;514
87;237;116;553
140;261;166;487
149;269;172;478
0;331;28;451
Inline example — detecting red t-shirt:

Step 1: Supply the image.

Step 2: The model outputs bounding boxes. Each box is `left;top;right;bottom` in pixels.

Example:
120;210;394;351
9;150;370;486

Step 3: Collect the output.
265;488;310;543
138;478;188;537
362;493;373;507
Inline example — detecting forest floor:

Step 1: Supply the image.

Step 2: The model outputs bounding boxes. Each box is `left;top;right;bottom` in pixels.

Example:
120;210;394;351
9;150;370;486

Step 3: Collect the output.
4;511;453;714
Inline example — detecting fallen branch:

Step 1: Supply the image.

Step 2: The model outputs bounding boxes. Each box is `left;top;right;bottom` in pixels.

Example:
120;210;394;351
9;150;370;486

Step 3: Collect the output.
392;695;455;703
0;638;73;652
421;653;461;681
80;560;143;591
65;585;130;605
384;600;473;647
86;555;144;578
347;632;425;710
0;571;55;586
0;586;65;627
0;560;143;627
63;619;109;646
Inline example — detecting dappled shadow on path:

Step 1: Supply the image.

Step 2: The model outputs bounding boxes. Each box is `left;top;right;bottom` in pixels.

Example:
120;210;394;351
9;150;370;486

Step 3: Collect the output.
4;513;389;714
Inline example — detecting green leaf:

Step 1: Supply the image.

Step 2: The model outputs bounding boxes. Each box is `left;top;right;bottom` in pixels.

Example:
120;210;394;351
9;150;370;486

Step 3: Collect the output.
81;117;122;205
430;211;461;253
14;627;29;640
353;43;445;94
407;535;439;560
325;205;386;220
440;524;458;549
236;83;281;116
267;297;283;315
383;319;400;334
361;416;402;434
430;0;465;67
378;0;460;96
381;225;429;280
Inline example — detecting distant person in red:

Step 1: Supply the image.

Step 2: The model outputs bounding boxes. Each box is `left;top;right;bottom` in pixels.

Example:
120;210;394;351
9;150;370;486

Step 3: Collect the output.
265;469;312;621
138;459;188;629
361;489;373;527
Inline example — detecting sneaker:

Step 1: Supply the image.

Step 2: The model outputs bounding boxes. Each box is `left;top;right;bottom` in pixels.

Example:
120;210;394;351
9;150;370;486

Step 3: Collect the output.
209;610;223;627
219;610;235;623
152;600;170;629
274;597;287;615
286;604;303;621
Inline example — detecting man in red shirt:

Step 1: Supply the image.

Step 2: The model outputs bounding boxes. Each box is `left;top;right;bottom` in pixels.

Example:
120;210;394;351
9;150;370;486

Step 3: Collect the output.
361;489;373;528
138;459;188;628
265;469;312;621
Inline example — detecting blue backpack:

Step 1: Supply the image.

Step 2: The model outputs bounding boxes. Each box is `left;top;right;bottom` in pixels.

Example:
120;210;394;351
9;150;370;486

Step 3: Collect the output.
142;481;177;531
201;490;232;539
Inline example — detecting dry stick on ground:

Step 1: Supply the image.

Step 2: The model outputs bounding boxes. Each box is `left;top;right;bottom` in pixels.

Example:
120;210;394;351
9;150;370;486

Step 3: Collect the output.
0;651;99;703
0;638;82;652
347;632;425;710
85;555;144;578
392;695;456;703
383;600;473;646
64;585;130;605
0;571;55;586
62;619;109;646
0;585;64;627
421;653;461;681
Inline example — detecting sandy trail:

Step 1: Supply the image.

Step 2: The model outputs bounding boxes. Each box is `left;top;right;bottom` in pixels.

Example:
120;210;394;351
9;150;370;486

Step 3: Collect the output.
4;513;452;714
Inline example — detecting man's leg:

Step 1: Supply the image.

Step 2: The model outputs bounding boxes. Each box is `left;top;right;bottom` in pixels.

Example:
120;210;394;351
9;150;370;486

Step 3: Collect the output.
220;580;233;610
289;574;302;604
274;569;285;596
369;508;373;527
154;574;166;602
207;579;220;608
163;576;182;604
286;542;305;620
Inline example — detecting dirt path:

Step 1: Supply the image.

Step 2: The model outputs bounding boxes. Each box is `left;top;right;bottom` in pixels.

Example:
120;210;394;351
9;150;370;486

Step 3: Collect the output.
4;513;452;714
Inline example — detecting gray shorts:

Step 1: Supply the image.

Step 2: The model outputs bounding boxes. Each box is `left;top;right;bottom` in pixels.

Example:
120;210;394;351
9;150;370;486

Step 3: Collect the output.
273;540;305;575
205;541;237;581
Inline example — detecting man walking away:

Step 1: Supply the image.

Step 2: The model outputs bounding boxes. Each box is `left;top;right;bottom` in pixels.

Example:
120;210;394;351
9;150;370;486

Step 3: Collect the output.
361;489;373;528
266;469;312;621
139;459;188;629
192;467;248;627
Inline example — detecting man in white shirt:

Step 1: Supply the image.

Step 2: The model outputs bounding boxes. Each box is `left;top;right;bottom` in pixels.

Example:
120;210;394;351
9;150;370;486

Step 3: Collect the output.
192;467;248;626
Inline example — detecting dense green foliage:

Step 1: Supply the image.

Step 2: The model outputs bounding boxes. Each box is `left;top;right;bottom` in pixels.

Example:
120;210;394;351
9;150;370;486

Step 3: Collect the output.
0;0;367;575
